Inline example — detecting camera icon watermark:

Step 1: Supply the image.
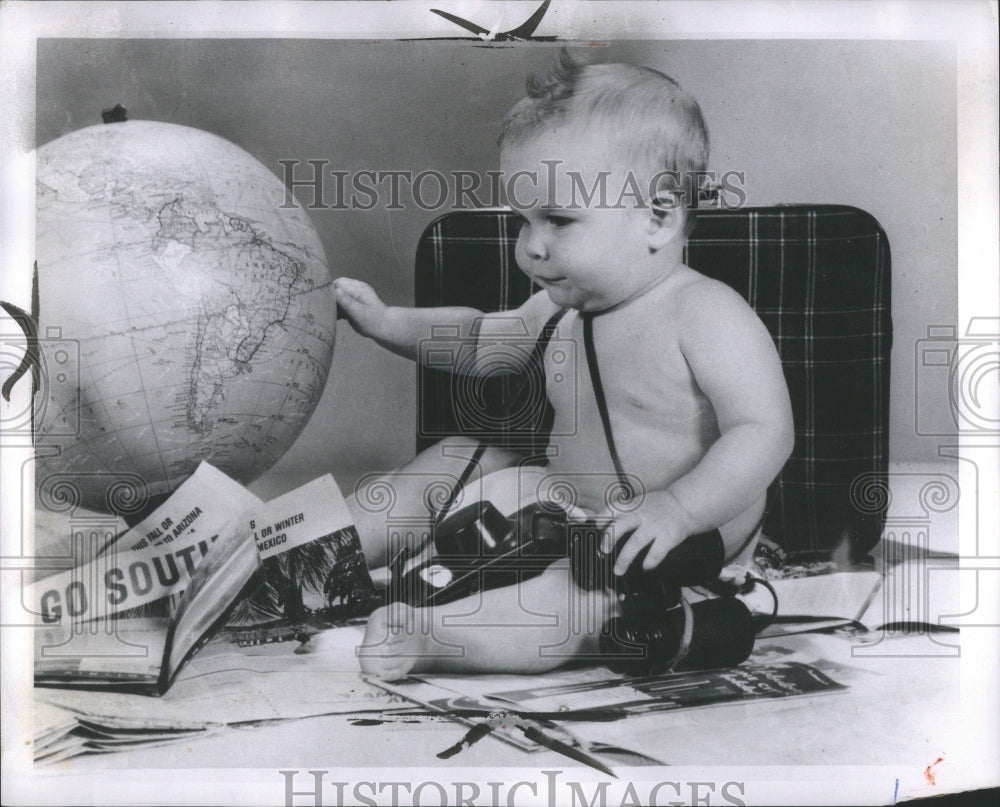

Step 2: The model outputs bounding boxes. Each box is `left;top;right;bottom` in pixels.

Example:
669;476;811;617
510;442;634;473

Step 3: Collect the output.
417;317;578;444
915;318;1000;436
0;321;81;438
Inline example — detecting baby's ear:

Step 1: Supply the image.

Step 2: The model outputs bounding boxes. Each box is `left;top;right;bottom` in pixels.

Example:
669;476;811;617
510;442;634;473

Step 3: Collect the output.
647;193;686;250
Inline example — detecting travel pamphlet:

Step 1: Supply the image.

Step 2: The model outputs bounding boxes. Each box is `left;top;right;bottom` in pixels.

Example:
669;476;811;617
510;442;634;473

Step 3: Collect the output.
31;463;380;694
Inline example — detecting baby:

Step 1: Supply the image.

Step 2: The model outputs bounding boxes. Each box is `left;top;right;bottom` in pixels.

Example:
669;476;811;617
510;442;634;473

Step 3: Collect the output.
336;54;794;680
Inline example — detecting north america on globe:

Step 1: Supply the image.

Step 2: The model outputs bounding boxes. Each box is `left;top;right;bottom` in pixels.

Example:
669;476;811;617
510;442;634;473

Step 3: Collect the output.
33;121;337;515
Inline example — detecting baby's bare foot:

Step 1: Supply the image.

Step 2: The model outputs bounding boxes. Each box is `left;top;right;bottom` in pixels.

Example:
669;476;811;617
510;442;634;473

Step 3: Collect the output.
358;603;436;681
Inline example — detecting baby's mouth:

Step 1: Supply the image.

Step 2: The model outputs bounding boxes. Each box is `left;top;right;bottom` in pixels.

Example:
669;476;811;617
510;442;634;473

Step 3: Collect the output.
534;274;566;285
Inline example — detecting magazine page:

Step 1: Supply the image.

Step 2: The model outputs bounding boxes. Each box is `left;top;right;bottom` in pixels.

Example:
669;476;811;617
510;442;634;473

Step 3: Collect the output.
34;617;170;688
224;474;381;643
164;474;379;682
29;463;260;622
757;570;883;637
376;660;847;721
31;463;262;686
160;504;261;685
37;624;399;732
121;462;262;552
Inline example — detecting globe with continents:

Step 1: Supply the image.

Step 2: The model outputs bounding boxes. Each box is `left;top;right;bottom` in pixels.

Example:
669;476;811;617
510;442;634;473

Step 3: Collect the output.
34;120;337;515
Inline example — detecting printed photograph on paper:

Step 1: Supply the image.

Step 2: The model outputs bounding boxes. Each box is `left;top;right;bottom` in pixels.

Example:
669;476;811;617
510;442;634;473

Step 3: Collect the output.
1;2;997;805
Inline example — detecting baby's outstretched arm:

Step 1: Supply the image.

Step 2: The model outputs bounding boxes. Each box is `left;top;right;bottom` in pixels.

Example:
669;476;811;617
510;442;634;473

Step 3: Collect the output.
335;280;560;378
334;277;484;362
603;279;795;572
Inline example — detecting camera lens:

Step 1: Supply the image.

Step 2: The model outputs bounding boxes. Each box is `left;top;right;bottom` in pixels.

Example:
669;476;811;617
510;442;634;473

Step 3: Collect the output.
599;597;755;675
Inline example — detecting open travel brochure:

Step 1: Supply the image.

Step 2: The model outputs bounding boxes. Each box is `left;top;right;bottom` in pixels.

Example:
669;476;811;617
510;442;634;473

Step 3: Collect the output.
32;463;379;694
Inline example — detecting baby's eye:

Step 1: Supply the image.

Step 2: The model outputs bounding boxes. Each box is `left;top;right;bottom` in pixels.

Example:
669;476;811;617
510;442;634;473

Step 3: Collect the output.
546;214;574;229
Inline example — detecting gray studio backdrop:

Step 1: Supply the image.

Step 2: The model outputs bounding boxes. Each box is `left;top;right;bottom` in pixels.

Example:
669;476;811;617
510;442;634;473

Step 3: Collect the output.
35;39;957;500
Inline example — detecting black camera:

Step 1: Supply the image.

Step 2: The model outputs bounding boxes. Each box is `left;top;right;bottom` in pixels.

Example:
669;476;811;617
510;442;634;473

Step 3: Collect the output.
389;502;756;675
570;522;756;675
388;500;569;607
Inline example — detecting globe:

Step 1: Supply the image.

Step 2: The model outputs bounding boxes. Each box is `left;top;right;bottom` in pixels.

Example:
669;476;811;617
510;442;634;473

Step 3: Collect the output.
33;121;337;515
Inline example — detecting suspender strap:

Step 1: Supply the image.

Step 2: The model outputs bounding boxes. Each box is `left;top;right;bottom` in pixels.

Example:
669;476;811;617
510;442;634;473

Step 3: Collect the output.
435;307;569;526
539;308;569;348
432;441;487;529
581;312;634;501
496;306;569;446
525;307;570;400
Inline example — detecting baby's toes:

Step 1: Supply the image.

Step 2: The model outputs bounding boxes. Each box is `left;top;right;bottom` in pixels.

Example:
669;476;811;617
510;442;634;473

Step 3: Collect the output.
357;632;419;679
359;604;413;654
359;652;397;678
363;653;418;681
383;602;417;632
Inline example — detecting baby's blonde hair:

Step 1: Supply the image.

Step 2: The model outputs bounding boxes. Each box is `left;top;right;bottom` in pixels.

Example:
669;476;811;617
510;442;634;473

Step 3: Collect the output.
500;51;710;234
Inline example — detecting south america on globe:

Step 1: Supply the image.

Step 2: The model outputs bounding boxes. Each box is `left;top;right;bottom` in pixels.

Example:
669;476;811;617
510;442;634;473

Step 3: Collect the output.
33;121;337;515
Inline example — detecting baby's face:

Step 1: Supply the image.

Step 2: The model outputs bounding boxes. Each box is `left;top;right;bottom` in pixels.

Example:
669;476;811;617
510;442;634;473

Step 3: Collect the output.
500;127;671;312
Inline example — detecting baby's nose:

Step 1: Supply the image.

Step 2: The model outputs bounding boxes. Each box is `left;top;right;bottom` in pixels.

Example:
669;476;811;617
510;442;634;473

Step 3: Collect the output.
521;228;548;261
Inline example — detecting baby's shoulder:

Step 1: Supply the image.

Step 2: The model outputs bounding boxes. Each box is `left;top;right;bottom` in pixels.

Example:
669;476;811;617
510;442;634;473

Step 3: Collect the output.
670;267;756;326
477;290;564;340
666;268;770;359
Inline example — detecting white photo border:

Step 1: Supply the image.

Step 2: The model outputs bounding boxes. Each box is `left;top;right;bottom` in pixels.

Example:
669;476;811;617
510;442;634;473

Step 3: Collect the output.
1;2;997;805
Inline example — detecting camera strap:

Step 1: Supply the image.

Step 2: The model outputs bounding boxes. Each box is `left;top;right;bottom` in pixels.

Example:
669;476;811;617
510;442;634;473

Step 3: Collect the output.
580;311;634;501
580;310;767;568
432;306;569;528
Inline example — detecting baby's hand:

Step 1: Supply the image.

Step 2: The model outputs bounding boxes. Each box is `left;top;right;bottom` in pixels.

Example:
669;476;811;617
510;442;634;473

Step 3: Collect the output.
597;491;695;575
333;277;388;339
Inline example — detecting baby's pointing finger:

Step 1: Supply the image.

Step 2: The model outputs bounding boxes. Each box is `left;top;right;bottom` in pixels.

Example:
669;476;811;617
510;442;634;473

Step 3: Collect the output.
599;511;641;555
640;540;672;571
333;287;364;306
611;530;651;577
333;278;371;299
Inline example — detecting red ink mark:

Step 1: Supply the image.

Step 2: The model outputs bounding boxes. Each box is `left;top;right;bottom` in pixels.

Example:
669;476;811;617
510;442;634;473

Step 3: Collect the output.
924;756;945;785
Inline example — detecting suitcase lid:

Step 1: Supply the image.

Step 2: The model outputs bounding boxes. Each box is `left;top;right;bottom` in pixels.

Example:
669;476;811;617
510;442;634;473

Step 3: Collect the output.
415;205;891;560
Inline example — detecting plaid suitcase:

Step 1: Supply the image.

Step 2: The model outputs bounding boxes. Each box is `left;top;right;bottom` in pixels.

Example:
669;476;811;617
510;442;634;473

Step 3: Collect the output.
415;206;891;561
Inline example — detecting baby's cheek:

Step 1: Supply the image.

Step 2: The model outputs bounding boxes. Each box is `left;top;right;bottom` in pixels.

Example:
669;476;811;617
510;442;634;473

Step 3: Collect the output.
513;239;531;274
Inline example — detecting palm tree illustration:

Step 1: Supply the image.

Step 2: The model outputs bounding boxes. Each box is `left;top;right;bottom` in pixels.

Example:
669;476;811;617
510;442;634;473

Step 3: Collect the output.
324;549;380;614
228;528;378;627
226;571;283;627
242;533;351;624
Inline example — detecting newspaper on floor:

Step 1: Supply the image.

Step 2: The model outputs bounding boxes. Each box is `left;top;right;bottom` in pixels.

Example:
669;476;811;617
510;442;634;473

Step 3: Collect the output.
368;655;846;768
757;554;962;638
375;660;846;719
34;623;404;763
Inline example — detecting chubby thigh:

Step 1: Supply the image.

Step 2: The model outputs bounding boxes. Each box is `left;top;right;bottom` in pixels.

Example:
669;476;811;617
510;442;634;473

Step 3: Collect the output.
346;438;526;568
